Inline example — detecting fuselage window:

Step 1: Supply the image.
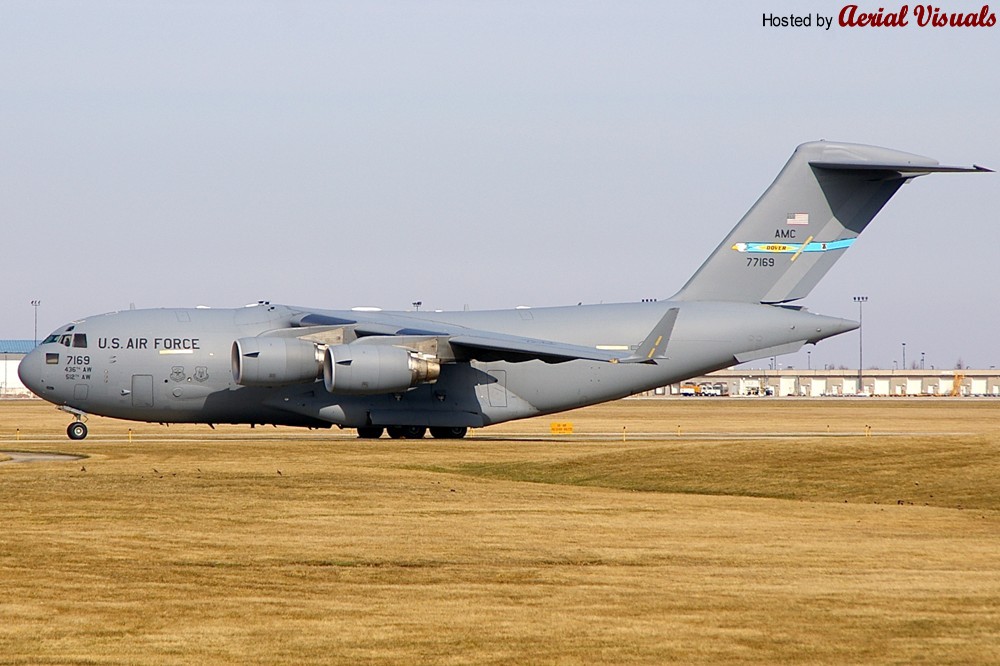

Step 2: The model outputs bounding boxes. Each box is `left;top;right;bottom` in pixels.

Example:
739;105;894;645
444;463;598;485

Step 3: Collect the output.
72;333;88;348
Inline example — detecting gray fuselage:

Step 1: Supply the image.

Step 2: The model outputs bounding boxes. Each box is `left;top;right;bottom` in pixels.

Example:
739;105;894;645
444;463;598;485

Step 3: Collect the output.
19;300;854;430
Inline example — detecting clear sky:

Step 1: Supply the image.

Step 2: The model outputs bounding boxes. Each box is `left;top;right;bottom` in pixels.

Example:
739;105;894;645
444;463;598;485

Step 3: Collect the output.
3;1;997;371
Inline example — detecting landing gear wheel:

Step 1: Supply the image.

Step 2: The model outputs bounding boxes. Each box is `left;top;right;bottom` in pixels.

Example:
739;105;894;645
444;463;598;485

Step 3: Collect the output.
357;426;384;439
429;426;468;440
67;422;88;440
386;425;427;439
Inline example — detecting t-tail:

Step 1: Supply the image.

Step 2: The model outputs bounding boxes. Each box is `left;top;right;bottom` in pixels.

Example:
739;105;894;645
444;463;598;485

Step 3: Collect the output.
672;141;990;304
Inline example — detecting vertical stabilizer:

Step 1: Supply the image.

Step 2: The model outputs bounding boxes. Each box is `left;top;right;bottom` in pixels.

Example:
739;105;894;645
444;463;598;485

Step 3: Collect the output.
672;141;988;303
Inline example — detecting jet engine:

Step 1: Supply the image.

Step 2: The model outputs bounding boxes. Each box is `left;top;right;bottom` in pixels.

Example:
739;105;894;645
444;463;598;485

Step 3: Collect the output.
323;344;440;395
232;337;323;386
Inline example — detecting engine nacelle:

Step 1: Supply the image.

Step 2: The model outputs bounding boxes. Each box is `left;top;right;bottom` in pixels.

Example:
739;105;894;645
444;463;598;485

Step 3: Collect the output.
232;337;323;387
323;344;440;395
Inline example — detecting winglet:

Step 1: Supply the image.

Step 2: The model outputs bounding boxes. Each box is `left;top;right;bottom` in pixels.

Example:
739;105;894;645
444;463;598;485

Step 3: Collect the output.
617;308;679;364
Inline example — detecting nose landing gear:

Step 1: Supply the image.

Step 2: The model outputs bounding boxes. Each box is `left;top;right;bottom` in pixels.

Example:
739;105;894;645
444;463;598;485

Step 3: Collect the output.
58;405;89;440
67;421;88;440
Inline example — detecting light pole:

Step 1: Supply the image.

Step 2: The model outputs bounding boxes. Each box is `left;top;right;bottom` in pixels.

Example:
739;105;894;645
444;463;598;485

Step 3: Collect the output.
902;342;907;371
807;350;811;370
31;300;41;347
921;352;925;370
854;296;867;394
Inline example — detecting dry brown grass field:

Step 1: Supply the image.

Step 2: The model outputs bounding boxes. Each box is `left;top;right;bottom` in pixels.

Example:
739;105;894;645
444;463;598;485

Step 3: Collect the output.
1;398;999;664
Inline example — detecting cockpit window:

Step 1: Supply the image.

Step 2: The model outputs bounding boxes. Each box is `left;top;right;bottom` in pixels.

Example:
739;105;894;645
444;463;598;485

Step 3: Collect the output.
72;333;88;348
42;334;59;344
59;334;72;347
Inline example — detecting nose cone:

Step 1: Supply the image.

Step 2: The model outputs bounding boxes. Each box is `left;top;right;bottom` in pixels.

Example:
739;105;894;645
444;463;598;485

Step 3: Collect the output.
17;348;46;397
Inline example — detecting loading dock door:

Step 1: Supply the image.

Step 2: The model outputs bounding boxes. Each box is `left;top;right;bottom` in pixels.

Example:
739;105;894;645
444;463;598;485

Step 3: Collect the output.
132;375;154;408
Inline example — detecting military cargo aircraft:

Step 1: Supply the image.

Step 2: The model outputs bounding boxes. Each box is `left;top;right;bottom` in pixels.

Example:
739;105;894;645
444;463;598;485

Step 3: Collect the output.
19;141;989;440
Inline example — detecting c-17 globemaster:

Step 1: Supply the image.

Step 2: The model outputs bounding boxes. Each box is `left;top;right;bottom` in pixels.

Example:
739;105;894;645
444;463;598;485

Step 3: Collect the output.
19;141;990;440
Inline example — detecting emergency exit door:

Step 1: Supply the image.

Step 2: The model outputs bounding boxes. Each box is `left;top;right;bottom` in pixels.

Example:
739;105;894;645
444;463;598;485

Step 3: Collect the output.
131;375;154;408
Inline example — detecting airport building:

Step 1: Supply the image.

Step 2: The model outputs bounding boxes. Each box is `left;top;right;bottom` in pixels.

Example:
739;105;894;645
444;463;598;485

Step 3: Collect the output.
651;368;1000;398
1;341;35;398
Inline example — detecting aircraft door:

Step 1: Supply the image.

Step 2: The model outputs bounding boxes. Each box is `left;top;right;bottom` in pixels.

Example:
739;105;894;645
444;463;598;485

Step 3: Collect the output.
486;370;508;408
131;375;154;408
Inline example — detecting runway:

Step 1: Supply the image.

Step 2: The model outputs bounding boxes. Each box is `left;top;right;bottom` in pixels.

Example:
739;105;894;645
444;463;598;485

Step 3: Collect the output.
2;398;999;664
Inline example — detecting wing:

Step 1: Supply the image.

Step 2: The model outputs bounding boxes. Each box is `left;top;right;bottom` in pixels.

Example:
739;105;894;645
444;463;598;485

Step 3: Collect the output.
275;308;678;365
283;311;620;364
446;331;619;364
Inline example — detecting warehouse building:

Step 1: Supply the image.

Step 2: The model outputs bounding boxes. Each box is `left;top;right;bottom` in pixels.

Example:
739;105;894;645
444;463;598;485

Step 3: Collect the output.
655;368;1000;398
1;340;35;397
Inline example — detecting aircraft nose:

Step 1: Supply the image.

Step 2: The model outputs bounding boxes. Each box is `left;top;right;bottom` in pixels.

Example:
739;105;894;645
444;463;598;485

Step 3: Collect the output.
17;347;47;397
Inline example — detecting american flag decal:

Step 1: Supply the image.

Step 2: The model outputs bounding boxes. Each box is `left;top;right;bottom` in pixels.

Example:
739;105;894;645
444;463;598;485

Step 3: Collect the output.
786;213;809;225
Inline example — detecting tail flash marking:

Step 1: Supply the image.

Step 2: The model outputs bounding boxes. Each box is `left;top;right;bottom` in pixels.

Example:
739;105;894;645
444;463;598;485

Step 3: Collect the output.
731;238;856;254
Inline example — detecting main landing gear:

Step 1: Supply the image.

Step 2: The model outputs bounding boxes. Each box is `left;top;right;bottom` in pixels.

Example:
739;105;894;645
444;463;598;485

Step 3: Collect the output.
355;425;468;440
429;426;468;439
387;425;426;439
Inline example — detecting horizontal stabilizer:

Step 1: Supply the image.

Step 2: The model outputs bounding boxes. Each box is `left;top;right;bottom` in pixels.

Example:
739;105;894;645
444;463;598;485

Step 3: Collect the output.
811;162;992;174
